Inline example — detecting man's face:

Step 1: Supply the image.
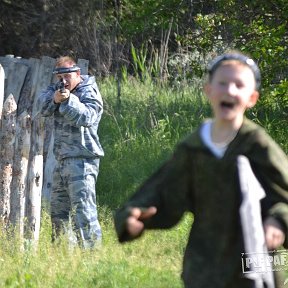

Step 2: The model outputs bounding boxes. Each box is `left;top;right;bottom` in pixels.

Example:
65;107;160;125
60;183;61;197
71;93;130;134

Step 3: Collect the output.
56;63;81;91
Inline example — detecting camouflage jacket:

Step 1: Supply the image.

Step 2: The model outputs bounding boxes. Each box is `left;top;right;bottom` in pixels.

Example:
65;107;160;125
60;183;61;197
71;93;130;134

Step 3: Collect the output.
114;118;288;288
39;75;104;160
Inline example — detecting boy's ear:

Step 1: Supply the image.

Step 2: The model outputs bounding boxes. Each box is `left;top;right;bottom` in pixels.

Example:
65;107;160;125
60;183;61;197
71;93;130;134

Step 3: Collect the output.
247;90;259;108
203;83;211;97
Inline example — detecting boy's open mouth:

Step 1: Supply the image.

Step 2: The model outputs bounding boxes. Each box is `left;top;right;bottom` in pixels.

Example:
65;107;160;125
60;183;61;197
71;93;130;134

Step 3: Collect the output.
220;101;235;109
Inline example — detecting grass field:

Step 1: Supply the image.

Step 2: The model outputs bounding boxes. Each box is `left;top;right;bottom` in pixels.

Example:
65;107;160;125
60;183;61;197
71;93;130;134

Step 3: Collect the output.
0;210;193;287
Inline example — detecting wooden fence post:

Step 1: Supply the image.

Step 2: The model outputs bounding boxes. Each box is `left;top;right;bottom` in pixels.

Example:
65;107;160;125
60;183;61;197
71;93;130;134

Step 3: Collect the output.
9;58;40;238
0;94;17;224
0;64;4;125
25;56;55;243
0;57;29;225
0;64;6;222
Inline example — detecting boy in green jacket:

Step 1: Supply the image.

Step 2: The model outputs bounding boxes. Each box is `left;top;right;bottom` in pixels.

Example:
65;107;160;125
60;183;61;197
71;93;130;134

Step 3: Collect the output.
114;51;288;288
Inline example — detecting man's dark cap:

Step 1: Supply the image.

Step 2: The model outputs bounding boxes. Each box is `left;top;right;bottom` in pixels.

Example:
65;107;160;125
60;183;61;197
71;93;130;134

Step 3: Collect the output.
53;65;80;74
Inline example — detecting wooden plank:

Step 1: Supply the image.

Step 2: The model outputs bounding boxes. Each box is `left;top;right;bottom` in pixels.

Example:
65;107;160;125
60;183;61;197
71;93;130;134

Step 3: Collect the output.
32;56;55;119
34;57;56;204
5;61;29;104
17;58;40;116
77;58;89;75
42;129;56;202
0;57;14;102
0;57;29;103
0;56;15;81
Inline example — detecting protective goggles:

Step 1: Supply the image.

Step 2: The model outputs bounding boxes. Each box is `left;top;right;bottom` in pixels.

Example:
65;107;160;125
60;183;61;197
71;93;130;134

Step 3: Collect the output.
53;65;80;75
207;53;261;89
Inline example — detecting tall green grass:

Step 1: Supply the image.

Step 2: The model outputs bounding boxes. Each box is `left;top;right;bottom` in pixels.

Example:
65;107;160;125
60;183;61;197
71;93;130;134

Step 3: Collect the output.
0;76;287;287
0;210;192;288
98;76;209;209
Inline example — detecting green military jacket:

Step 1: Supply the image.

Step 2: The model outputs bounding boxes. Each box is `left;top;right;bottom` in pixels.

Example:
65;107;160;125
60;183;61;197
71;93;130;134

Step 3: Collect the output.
114;118;288;288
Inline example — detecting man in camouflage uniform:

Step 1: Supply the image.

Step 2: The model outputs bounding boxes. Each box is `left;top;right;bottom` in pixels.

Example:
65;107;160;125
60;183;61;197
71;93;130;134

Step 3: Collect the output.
39;56;104;248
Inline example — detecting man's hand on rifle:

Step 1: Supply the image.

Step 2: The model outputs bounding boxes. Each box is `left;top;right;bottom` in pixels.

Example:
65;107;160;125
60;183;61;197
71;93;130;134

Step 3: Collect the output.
54;79;70;104
54;89;70;103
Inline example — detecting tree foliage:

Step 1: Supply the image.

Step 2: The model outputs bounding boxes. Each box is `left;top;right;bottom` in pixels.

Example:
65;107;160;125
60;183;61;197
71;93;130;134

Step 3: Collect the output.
0;0;287;89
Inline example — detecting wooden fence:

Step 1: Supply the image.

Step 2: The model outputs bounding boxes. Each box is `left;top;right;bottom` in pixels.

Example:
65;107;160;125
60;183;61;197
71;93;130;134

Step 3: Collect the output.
0;55;89;243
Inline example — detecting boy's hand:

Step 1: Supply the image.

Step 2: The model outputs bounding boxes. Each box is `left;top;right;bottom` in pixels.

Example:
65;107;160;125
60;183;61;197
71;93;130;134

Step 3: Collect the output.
127;207;157;237
264;216;285;250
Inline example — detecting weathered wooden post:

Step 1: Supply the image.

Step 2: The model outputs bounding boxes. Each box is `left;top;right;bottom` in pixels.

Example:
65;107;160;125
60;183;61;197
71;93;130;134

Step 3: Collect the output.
0;93;17;225
0;57;29;225
9;58;40;239
10;112;31;238
0;64;7;224
25;56;55;243
77;58;89;75
0;64;4;125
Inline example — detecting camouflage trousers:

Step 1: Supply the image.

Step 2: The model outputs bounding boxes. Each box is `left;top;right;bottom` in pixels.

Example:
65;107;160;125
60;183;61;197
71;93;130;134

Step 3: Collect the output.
51;157;102;248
